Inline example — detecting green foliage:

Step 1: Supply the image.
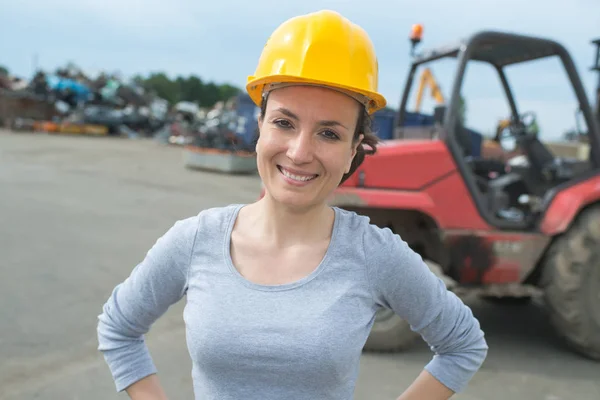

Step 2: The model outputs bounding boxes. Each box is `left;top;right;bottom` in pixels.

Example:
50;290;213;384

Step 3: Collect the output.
0;65;8;76
138;72;241;107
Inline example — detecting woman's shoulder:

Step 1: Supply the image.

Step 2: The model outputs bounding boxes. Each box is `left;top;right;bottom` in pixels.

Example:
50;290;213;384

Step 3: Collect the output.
333;206;399;249
166;204;244;243
194;203;244;226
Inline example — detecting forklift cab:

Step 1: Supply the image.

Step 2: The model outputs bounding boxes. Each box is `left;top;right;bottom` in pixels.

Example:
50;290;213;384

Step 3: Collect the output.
397;31;600;231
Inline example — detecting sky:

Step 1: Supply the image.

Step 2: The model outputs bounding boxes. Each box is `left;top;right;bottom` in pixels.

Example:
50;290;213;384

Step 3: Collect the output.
1;0;599;140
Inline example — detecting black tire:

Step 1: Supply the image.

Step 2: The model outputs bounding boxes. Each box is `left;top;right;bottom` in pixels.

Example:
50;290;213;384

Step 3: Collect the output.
541;205;600;360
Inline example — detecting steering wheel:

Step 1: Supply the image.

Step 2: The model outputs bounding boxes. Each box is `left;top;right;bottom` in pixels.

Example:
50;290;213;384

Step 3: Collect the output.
494;111;539;143
518;111;539;137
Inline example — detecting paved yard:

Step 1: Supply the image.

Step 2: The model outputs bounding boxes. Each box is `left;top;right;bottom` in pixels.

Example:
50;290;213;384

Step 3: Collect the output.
0;130;598;400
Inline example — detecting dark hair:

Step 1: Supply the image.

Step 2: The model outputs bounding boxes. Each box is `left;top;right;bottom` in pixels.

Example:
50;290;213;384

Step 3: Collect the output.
257;92;379;185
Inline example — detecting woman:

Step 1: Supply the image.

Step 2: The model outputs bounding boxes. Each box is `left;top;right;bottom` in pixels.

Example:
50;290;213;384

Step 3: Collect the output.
97;9;488;400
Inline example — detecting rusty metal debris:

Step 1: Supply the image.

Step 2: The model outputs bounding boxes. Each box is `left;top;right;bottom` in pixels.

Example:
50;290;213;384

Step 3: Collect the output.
0;66;259;153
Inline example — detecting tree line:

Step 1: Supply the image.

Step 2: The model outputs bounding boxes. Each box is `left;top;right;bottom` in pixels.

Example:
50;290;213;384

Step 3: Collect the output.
133;72;242;108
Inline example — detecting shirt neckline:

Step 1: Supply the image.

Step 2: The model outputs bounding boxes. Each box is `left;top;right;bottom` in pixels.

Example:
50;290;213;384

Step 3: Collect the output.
222;203;341;292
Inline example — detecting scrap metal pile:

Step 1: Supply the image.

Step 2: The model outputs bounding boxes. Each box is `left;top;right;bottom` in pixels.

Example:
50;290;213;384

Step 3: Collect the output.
1;66;169;136
0;66;259;153
155;94;259;153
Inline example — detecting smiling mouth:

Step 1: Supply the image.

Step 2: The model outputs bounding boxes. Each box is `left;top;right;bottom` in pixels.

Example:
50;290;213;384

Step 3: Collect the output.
277;165;318;182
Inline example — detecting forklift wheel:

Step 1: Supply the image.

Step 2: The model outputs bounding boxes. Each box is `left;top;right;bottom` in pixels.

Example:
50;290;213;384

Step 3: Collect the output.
541;204;600;361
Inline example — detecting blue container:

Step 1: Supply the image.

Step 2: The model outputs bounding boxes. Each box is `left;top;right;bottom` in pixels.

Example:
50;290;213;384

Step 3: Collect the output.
234;93;260;146
403;111;435;127
371;109;396;140
371;110;435;140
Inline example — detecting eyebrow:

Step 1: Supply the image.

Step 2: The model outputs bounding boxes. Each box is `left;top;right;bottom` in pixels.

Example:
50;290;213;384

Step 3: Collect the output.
274;107;349;130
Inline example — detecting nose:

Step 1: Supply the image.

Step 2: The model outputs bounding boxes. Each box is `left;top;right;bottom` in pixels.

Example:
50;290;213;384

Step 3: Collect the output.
286;131;314;164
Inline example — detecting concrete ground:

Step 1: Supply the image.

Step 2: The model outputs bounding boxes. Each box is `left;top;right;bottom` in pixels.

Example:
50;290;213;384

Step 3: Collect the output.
0;130;598;400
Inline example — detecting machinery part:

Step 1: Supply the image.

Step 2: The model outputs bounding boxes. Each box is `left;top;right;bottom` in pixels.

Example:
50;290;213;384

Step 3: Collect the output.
541;204;600;360
245;10;387;114
363;260;456;352
409;24;424;56
479;295;532;305
592;38;599;126
414;68;445;113
493;111;539;145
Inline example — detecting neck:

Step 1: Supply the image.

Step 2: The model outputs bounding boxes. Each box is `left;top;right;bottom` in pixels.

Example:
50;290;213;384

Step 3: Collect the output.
251;194;334;248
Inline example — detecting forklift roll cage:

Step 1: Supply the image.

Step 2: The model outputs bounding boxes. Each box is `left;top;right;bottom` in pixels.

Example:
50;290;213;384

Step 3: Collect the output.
395;31;600;231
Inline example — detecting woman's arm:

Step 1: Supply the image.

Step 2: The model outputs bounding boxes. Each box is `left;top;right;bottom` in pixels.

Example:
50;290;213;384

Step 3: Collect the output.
125;374;169;400
396;370;455;400
363;224;488;396
97;215;199;394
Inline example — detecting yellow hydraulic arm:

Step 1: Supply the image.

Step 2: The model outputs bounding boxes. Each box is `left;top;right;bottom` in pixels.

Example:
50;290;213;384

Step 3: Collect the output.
414;68;445;112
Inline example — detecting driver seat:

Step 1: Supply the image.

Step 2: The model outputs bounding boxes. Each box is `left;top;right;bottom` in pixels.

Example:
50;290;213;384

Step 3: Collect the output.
519;135;555;172
518;135;572;191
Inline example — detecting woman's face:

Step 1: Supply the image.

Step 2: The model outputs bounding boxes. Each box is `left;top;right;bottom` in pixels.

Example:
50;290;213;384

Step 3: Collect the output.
256;85;363;211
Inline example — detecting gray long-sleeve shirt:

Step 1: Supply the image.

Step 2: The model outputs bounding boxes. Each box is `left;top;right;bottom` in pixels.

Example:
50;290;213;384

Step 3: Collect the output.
97;204;488;399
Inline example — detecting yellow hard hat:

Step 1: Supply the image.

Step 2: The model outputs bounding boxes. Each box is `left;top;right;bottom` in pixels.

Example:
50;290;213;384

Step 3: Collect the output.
246;10;387;114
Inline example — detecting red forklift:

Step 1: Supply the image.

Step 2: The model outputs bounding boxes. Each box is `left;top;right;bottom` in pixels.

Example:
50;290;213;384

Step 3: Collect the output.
328;30;600;360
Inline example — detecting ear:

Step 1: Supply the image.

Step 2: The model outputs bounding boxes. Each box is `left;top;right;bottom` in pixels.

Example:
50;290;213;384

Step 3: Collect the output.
352;133;364;157
345;133;364;174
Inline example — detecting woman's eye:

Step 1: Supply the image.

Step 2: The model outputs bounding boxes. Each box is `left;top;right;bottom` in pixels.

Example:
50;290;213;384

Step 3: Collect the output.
274;119;292;129
321;130;340;140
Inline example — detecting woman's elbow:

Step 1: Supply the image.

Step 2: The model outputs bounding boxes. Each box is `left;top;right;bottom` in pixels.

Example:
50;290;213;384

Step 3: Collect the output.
437;316;489;369
96;301;141;352
431;300;489;360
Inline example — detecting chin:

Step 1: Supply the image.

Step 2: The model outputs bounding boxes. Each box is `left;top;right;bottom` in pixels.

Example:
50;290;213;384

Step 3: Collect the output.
264;181;331;212
268;189;319;210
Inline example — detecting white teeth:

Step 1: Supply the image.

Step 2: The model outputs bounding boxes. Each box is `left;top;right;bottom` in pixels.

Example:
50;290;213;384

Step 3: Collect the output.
280;167;316;182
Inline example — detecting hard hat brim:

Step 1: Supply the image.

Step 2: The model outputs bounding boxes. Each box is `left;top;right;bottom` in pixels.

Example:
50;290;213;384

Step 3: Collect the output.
246;74;387;114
